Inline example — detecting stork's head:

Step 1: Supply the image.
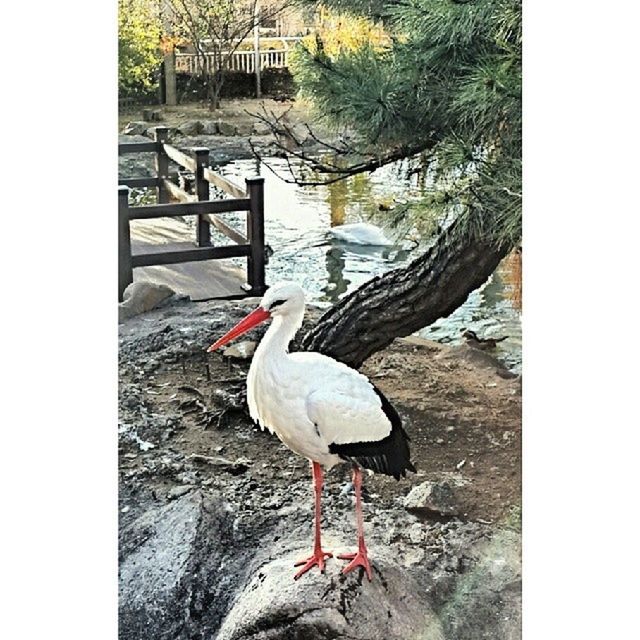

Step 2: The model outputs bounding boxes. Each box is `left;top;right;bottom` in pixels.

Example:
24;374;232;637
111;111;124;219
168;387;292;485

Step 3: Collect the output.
206;281;305;352
260;281;305;318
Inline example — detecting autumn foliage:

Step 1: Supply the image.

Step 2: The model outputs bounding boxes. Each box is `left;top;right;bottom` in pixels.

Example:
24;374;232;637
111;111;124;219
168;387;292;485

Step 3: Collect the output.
118;0;162;99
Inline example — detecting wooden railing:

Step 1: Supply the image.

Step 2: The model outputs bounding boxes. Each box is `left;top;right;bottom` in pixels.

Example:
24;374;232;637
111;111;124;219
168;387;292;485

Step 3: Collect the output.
118;126;266;302
175;48;289;75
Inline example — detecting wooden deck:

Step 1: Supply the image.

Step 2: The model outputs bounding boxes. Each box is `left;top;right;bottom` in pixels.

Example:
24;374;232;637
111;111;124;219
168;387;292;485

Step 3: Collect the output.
130;217;247;301
119;130;265;301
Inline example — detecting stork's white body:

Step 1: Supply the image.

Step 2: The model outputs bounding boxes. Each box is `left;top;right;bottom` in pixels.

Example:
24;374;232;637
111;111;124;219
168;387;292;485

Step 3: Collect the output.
247;313;393;467
207;281;414;581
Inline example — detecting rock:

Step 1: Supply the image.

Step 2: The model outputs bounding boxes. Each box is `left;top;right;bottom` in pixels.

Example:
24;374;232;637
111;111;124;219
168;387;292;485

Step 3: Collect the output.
187;454;249;475
222;340;256;360
291;124;309;144
251;121;271;135
201;120;219;135
210;386;246;412
404;478;467;517
119;492;240;640
402;547;425;567
119;282;176;322
444;344;511;374
439;529;521;640
177;120;203;135
142;109;163;122
496;367;519;379
235;122;253;136
167;485;193;500
217;121;237;136
215;550;444;640
340;481;354;495
120;488;447;640
122;121;149;136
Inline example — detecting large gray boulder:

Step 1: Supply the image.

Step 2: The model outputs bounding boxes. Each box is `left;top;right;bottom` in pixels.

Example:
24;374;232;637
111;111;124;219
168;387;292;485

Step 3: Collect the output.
119;489;445;640
216;550;445;640
119;491;239;640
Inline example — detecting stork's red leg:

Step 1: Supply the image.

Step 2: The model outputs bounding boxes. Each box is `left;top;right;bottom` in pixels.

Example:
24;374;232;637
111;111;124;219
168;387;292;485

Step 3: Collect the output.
294;461;333;579
338;465;373;581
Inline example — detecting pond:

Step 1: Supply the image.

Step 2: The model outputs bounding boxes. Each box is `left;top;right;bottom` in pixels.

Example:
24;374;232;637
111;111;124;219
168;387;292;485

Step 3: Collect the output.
211;157;522;372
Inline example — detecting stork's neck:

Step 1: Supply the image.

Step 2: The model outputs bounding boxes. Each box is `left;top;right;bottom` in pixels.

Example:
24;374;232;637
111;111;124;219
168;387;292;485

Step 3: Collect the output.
258;309;303;357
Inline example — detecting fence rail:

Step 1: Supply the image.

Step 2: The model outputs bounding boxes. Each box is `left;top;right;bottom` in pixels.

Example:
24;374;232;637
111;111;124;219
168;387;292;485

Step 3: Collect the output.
118;126;266;301
175;48;290;75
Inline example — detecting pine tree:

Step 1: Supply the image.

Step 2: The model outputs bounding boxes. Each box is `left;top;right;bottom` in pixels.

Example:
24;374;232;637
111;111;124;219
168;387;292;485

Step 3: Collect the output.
290;0;522;366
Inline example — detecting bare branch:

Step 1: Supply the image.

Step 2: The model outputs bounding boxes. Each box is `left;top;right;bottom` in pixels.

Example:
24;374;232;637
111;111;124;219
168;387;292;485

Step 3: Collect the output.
246;105;435;186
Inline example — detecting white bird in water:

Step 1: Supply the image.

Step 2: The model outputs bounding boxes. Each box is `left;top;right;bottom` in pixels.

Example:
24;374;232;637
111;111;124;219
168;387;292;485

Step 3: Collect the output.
329;222;393;246
207;282;415;581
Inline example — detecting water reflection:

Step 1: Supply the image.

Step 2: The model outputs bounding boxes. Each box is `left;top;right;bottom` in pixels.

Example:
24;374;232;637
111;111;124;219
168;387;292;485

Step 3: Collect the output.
324;246;350;302
326;178;348;226
213;157;522;370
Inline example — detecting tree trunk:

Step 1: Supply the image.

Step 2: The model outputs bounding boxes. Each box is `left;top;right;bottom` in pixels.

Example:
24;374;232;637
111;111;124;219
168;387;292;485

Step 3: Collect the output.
301;222;512;369
211;70;224;111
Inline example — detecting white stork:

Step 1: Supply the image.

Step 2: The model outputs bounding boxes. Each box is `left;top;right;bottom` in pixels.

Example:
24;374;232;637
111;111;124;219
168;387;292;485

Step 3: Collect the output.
207;282;415;581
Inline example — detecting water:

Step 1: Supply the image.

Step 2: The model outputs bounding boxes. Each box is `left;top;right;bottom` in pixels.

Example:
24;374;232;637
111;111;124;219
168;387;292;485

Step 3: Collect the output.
209;157;521;371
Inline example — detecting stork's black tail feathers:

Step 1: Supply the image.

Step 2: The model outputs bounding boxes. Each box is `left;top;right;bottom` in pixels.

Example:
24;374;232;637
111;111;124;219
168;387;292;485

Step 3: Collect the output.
328;385;416;480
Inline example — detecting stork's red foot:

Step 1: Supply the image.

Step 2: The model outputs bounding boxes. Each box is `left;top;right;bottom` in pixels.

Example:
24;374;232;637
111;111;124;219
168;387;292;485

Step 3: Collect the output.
293;548;333;580
338;543;373;581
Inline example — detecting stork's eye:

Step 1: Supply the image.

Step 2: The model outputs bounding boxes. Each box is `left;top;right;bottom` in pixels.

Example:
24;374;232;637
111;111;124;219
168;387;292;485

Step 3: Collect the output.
269;299;286;310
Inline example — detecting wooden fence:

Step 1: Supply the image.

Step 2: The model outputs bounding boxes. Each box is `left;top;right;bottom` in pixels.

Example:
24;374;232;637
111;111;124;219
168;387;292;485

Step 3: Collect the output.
118;126;266;301
175;48;289;75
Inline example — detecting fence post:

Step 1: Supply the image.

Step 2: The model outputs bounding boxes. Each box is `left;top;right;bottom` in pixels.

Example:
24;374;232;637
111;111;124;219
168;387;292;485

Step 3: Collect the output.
194;148;211;247
164;51;177;106
118;186;133;302
153;126;170;204
246;176;266;296
253;4;261;98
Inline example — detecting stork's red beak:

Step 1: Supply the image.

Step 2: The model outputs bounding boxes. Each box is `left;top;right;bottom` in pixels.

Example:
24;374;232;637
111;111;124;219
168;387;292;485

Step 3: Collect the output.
206;306;271;352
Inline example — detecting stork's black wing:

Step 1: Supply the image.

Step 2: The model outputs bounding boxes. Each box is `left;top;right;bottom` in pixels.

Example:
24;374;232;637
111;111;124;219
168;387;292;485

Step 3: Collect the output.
328;386;416;480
